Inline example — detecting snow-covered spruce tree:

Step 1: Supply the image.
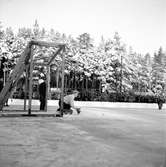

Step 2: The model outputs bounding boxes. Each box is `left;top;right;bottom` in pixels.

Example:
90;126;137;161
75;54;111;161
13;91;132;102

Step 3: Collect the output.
152;47;166;88
68;33;102;99
17;27;33;40
97;33;133;96
0;21;5;40
141;53;153;92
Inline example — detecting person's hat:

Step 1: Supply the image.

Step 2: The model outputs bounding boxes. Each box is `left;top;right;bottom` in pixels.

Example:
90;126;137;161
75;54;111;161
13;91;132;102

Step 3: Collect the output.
40;73;45;77
39;79;44;84
72;90;79;94
39;73;46;80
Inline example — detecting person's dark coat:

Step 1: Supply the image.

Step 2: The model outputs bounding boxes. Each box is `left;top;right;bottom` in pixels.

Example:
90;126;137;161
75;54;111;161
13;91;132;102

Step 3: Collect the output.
39;81;46;97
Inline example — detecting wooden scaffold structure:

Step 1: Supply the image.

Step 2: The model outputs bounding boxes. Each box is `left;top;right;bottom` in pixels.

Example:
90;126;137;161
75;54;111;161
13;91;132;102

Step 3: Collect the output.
0;40;66;116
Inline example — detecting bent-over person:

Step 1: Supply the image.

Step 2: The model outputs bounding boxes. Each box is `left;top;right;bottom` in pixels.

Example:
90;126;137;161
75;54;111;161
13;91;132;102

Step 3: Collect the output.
57;90;81;116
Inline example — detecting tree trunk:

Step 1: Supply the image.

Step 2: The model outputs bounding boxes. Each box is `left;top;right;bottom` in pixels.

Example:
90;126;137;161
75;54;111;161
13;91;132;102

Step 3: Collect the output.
86;76;88;91
74;70;76;89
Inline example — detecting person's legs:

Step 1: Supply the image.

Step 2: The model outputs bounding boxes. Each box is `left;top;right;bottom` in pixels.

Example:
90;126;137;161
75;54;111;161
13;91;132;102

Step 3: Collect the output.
40;96;45;110
40;97;42;110
58;100;71;109
63;103;71;109
56;100;64;117
158;100;163;110
76;108;81;114
43;96;46;110
63;103;73;114
159;101;163;110
57;100;72;114
5;99;9;106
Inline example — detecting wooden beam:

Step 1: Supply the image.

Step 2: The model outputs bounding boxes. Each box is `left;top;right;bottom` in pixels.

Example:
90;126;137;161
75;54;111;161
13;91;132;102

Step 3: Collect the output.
31;40;65;48
28;46;34;115
47;66;51;99
47;47;63;66
45;65;50;112
56;67;59;89
24;65;29;111
60;47;65;116
0;43;32;111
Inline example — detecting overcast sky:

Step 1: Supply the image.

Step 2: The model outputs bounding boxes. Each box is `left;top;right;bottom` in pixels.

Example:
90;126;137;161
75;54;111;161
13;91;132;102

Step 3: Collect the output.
0;0;165;55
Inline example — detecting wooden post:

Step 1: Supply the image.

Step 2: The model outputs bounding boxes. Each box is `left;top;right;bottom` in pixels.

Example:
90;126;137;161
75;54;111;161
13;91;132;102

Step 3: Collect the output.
48;66;50;99
60;47;65;116
45;65;50;112
56;67;59;89
56;67;60;102
24;66;28;111
3;68;6;87
28;46;34;115
64;74;68;94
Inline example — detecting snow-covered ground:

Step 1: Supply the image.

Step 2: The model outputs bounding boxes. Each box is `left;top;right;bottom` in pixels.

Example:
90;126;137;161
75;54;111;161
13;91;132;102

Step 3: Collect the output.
0;104;165;167
7;98;166;109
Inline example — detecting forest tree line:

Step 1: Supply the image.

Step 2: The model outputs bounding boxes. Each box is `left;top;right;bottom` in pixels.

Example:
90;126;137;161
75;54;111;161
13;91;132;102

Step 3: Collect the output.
0;20;166;102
